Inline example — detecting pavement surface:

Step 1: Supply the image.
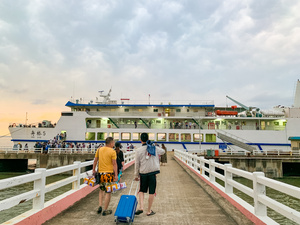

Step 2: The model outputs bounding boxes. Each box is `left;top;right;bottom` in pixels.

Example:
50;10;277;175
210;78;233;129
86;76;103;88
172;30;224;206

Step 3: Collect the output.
43;153;237;225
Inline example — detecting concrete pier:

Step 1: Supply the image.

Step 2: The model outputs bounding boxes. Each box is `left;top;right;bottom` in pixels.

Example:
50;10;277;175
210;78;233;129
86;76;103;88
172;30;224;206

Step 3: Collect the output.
43;154;252;225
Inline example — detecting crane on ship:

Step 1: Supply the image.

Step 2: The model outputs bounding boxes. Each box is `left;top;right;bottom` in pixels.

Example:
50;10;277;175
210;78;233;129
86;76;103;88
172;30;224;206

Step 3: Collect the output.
226;95;260;117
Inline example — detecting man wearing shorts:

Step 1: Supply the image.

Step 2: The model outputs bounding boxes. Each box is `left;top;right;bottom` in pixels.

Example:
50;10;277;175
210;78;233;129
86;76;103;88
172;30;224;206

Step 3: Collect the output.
93;137;118;216
134;133;165;216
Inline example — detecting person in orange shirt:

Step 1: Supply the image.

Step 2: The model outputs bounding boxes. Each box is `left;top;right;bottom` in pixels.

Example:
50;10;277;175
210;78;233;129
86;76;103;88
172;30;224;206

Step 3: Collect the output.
93;137;118;216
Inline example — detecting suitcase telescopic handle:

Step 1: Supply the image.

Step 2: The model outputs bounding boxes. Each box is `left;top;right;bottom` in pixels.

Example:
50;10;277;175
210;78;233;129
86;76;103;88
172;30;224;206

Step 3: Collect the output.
128;180;139;196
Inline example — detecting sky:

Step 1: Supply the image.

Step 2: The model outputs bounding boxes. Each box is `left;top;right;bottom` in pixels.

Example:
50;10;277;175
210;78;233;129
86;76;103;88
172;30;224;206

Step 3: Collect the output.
1;0;300;136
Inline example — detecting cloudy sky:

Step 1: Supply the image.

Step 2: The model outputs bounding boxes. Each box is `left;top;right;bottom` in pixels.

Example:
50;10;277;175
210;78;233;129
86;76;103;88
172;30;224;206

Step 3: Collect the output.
1;0;300;135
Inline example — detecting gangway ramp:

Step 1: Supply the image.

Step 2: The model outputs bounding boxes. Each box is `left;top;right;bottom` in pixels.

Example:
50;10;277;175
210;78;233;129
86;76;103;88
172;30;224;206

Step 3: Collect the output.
43;154;240;225
217;131;256;153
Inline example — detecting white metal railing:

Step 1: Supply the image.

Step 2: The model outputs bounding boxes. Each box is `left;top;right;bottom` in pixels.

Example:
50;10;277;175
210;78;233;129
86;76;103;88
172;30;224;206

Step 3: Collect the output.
187;149;247;156
253;149;300;156
187;148;300;156
0;151;135;223
174;149;300;224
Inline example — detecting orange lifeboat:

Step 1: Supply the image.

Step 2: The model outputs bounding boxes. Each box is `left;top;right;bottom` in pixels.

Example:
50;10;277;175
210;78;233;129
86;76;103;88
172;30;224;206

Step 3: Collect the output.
215;110;238;116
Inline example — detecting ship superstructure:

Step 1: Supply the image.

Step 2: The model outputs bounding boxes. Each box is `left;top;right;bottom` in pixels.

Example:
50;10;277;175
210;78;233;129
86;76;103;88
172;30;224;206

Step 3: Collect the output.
8;81;300;152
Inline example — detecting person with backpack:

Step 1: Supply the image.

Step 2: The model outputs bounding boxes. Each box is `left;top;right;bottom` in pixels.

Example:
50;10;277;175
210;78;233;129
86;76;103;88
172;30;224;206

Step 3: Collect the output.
134;133;165;216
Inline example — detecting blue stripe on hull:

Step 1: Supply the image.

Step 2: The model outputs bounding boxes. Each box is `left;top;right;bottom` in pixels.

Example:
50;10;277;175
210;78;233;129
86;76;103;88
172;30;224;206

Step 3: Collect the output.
11;139;291;147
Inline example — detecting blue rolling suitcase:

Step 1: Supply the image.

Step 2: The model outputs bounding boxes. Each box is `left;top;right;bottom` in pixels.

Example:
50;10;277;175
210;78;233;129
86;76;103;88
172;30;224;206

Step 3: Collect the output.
114;181;139;224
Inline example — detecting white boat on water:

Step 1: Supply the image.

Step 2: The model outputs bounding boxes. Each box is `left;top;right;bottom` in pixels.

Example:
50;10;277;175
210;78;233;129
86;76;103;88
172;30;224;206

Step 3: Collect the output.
8;81;300;153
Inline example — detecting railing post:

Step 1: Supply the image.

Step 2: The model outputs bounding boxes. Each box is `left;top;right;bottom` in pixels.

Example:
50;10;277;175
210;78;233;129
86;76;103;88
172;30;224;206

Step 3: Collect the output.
253;172;267;216
72;161;81;190
224;164;233;194
209;159;215;183
33;168;46;210
199;157;204;175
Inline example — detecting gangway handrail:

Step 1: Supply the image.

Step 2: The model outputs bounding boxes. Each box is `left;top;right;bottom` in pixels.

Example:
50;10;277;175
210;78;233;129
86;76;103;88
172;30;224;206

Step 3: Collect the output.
217;130;253;144
174;149;300;224
0;151;136;224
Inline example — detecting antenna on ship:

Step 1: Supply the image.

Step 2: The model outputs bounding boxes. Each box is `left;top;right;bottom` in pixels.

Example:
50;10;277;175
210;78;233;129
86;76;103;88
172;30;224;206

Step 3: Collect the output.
97;88;115;104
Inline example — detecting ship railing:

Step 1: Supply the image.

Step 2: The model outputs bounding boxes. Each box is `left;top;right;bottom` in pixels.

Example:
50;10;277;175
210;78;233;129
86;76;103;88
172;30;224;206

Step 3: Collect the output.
174;149;300;224
0;151;136;224
70;99;214;105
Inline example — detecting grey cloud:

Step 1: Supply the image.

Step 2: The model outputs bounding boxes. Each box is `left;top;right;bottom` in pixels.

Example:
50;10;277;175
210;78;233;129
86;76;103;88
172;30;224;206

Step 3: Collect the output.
0;0;300;110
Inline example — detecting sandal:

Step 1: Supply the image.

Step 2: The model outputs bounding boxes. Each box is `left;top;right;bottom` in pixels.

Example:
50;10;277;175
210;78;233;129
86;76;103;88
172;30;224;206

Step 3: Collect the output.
135;209;143;215
102;210;112;216
147;210;156;216
97;206;102;214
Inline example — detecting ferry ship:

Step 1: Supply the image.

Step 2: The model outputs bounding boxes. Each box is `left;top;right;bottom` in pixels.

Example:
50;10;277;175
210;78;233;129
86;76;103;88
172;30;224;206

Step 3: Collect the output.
8;81;300;152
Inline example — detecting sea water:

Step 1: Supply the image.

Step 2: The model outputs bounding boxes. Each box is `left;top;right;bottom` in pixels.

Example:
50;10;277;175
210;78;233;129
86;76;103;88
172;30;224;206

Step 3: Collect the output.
217;177;300;225
0;172;76;223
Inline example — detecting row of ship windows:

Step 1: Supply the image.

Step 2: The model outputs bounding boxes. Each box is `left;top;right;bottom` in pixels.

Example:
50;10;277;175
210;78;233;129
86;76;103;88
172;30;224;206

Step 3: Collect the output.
85;132;217;142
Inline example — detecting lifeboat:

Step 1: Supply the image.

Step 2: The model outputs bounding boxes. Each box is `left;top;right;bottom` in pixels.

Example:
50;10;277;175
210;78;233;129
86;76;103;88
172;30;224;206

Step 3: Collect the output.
215;110;238;116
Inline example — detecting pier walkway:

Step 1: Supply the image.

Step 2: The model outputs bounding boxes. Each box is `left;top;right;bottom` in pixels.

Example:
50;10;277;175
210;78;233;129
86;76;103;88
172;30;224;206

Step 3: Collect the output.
43;154;239;225
2;150;300;224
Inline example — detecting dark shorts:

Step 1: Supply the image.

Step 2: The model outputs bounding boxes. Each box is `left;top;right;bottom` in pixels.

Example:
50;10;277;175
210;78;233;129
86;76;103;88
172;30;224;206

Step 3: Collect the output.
139;173;157;194
99;173;114;192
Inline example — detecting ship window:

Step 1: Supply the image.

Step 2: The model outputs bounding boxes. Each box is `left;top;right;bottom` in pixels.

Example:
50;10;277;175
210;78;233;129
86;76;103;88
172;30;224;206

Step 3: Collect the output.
132;133;140;141
176;109;181;113
169;133;179;142
193;134;203;142
121;133;131;141
85;132;95;141
124;109;130;112
156;120;161;124
187;109;190;112
181;133;191;142
97;132;107;140
157;133;166;141
206;134;216;142
61;113;73;116
109;132;119;141
96;120;101;128
148;133;155;141
153;109;158;112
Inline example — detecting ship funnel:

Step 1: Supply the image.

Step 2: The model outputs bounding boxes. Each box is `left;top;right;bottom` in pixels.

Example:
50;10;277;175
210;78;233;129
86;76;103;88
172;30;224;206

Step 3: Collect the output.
294;79;300;108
